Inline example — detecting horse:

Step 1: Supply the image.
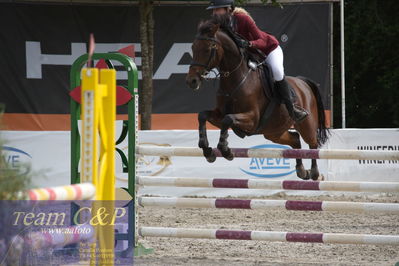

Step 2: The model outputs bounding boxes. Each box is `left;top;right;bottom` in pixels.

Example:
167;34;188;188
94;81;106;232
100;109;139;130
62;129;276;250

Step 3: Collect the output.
185;17;329;180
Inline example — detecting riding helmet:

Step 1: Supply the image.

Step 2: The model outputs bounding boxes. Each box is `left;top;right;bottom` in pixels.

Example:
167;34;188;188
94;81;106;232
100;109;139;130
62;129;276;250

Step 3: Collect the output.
206;0;234;10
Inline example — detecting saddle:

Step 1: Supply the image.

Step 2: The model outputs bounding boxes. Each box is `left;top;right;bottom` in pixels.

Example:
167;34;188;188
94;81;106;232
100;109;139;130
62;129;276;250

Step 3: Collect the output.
258;62;297;102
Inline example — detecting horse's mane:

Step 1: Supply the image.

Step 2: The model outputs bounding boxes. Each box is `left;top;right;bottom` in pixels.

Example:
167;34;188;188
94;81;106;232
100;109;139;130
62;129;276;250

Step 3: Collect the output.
197;14;231;36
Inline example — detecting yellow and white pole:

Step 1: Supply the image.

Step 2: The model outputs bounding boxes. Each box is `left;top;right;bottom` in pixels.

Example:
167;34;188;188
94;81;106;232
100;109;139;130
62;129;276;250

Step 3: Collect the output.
81;68;116;266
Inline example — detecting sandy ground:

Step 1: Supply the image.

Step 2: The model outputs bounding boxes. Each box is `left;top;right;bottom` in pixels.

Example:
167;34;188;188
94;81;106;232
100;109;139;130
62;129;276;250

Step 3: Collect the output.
135;194;399;266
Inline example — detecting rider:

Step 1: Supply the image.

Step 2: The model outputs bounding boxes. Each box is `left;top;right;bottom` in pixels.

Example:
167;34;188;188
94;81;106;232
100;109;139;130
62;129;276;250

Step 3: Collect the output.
207;0;308;123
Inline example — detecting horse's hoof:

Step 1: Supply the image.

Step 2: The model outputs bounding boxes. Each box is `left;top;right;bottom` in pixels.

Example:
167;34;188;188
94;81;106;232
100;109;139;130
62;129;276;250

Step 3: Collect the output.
224;152;234;161
310;168;320;181
310;174;319;181
305;170;312;180
203;147;216;163
206;153;217;163
217;144;234;161
295;165;309;180
298;170;311;180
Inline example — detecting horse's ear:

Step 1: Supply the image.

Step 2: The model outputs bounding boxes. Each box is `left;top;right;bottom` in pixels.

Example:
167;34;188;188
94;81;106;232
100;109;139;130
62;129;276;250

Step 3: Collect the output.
210;23;220;36
197;20;205;31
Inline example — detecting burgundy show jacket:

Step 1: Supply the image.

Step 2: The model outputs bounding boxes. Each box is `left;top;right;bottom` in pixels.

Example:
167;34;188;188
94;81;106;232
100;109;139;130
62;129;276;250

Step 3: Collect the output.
233;12;279;55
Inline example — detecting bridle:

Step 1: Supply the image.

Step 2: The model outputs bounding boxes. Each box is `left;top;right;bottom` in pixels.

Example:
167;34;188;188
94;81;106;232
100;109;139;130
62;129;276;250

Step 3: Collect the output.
189;35;220;74
189;34;243;79
189;32;255;99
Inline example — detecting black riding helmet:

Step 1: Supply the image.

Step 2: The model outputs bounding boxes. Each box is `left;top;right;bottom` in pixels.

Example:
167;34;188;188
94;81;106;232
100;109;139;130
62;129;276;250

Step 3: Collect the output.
206;0;234;10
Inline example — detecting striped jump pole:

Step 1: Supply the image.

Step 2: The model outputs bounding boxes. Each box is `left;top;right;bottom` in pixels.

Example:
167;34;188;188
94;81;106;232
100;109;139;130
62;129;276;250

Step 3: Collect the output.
24;224;94;250
139;197;399;214
136;146;399;160
27;183;96;200
139;227;399;245
137;176;399;193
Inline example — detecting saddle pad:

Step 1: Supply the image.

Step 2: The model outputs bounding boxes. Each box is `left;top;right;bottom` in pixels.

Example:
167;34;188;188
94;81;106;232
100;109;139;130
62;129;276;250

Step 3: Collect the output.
260;63;297;102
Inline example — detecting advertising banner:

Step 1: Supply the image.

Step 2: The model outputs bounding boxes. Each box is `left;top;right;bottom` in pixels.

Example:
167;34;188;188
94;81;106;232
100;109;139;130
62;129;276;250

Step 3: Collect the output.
0;2;331;129
2;129;398;197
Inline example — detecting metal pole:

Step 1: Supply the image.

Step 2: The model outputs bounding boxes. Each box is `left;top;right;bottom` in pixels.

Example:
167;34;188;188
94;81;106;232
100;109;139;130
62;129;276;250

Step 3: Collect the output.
340;0;346;128
329;2;334;128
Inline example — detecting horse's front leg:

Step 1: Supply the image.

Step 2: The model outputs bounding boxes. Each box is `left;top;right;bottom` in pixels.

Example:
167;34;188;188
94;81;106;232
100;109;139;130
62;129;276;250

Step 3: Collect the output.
217;112;256;161
198;110;221;163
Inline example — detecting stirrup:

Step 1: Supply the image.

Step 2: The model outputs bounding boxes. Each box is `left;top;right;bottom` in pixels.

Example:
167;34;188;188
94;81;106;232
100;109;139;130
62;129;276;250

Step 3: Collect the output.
293;104;309;114
293;105;309;123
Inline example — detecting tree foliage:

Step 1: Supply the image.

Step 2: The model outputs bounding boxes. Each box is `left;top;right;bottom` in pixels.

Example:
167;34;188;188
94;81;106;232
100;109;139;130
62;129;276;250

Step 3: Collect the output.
235;0;280;6
333;0;399;127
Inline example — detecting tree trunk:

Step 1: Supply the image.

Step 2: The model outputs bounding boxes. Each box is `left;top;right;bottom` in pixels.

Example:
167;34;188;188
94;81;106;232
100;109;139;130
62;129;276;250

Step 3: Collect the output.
139;0;154;130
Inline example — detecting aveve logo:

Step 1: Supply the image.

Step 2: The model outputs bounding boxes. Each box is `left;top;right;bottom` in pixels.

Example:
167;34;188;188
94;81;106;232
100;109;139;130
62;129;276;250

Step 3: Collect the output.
1;146;32;170
239;144;296;178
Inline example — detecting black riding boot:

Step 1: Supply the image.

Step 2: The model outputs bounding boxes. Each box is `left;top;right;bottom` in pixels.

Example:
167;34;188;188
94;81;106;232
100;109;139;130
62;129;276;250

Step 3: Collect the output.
276;78;308;123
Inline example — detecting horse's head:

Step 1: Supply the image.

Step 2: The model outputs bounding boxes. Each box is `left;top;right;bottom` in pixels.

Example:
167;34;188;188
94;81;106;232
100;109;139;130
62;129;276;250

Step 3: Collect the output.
186;20;225;91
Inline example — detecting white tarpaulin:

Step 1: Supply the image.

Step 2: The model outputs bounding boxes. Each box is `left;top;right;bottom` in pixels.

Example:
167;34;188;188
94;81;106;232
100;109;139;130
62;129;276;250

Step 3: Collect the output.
1;128;398;197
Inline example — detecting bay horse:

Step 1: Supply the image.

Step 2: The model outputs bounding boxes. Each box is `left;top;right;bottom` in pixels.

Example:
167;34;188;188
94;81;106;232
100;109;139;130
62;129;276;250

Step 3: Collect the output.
185;17;329;180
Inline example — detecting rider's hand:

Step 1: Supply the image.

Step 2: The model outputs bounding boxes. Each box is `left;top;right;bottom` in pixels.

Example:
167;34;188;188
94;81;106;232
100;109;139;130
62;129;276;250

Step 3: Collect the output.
239;39;250;49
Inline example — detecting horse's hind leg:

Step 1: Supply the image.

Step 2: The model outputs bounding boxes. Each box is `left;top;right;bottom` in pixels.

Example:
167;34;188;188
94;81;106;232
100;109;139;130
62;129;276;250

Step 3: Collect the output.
309;143;320;180
289;131;310;180
265;130;308;180
295;124;321;180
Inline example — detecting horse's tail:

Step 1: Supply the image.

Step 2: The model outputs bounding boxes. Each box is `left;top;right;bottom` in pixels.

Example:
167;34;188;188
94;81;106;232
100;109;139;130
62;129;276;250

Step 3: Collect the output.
298;76;330;147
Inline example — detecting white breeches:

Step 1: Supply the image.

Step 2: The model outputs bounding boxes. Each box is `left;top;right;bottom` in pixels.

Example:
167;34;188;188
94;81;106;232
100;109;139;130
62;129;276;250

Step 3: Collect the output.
264;45;285;81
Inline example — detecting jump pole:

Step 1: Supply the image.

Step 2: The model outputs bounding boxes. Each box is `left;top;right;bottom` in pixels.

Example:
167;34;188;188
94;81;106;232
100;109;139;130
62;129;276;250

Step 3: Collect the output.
129;65;399;251
139;227;399;246
139;197;399;214
27;183;95;201
137;146;399;161
137;176;399;193
24;224;95;250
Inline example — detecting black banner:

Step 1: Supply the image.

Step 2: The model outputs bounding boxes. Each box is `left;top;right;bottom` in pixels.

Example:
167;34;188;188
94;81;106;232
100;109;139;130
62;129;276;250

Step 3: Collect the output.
0;3;331;115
